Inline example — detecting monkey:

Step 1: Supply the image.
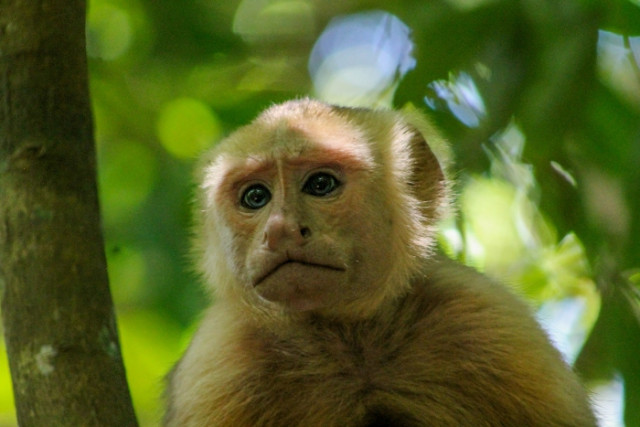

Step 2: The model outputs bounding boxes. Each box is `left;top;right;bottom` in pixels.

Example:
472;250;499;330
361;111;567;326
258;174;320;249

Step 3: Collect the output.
164;98;596;426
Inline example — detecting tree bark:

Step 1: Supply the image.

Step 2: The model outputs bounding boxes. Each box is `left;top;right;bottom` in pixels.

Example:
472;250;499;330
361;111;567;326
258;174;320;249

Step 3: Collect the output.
0;1;138;425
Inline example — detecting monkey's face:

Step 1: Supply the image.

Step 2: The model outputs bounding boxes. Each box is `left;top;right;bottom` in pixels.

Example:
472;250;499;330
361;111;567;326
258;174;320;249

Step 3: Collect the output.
198;99;447;316
202;115;396;314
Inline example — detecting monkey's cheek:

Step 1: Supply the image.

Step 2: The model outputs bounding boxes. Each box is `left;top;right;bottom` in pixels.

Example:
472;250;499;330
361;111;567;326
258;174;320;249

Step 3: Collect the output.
254;265;345;312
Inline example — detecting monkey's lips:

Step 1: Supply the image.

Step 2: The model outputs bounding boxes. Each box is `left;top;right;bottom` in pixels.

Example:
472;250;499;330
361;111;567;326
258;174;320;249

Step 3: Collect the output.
255;259;345;286
253;258;346;311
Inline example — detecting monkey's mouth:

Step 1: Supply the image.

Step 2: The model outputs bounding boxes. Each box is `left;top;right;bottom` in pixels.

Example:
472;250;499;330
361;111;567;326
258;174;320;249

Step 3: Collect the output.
255;260;345;287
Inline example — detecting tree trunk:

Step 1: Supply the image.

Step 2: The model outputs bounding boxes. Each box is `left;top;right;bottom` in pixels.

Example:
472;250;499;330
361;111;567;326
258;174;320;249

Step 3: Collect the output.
0;1;138;425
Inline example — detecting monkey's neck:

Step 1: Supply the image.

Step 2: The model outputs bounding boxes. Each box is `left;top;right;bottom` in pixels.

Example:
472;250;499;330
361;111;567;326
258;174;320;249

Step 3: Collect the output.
237;288;411;341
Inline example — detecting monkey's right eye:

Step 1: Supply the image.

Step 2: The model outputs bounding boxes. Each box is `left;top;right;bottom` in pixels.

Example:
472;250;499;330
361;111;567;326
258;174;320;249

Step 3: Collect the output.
240;185;271;210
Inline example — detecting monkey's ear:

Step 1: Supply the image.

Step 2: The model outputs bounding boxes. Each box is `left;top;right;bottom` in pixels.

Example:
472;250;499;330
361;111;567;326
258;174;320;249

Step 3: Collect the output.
404;122;452;226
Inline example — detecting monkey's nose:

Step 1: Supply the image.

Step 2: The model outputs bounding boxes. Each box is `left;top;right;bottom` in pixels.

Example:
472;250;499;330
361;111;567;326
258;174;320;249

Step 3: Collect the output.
263;214;310;250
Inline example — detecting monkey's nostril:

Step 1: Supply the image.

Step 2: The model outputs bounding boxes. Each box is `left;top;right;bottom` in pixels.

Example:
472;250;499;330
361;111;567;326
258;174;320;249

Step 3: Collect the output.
300;227;311;238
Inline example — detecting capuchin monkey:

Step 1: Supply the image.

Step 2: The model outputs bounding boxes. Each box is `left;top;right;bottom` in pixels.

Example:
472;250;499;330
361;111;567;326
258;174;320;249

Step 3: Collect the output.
164;98;596;426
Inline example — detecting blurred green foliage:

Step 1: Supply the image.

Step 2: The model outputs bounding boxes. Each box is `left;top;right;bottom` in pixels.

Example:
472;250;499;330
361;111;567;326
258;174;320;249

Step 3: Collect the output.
2;0;639;425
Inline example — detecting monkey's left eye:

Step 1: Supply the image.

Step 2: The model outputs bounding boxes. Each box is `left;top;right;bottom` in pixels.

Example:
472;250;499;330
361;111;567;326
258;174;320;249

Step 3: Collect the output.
302;172;340;197
241;184;271;209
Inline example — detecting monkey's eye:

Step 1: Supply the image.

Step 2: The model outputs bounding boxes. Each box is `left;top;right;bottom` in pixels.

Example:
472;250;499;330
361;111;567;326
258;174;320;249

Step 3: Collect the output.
240;184;271;209
302;172;340;197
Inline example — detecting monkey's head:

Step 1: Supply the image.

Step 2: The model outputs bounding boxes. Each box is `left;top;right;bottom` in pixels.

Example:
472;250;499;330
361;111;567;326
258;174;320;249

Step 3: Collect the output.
195;99;449;319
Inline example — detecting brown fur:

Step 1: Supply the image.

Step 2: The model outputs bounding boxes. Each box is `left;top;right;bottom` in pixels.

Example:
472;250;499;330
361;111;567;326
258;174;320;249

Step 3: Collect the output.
164;99;596;426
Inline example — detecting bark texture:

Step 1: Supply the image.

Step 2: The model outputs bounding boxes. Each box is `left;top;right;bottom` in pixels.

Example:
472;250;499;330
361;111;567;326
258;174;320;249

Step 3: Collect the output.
0;1;138;425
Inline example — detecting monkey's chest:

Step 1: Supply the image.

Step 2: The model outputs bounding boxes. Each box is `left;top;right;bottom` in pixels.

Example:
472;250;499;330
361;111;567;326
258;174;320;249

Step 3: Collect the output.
255;333;419;426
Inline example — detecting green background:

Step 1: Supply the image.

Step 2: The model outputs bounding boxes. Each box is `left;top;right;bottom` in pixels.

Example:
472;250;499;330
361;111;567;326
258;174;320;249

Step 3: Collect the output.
2;0;639;425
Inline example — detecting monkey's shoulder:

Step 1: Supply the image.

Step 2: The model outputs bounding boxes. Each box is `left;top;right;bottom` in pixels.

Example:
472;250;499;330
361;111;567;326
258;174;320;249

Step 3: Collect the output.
407;257;541;337
358;258;553;366
403;259;545;345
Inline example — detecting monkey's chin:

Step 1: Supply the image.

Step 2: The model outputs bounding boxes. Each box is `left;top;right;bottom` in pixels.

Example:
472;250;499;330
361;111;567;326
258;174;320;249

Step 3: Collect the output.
254;262;346;312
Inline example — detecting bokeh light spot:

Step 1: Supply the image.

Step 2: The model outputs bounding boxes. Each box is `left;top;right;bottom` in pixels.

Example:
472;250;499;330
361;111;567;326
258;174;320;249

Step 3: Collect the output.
156;98;222;159
87;2;132;60
309;10;415;107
